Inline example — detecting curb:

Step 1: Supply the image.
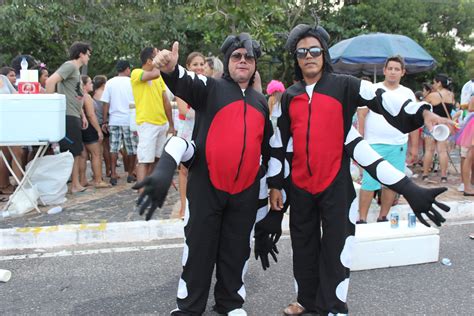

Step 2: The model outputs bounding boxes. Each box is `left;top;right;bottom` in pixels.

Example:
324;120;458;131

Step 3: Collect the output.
1;201;471;251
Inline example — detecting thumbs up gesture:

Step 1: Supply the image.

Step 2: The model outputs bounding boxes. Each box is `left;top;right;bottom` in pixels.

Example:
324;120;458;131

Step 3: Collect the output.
153;41;179;74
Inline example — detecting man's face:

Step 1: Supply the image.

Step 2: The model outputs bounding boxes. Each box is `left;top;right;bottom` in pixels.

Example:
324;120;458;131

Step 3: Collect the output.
80;50;91;66
228;48;256;85
296;36;324;80
6;71;16;85
383;61;405;85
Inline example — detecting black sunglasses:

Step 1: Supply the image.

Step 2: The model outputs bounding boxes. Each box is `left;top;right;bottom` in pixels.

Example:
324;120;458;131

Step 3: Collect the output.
230;52;255;62
295;47;324;59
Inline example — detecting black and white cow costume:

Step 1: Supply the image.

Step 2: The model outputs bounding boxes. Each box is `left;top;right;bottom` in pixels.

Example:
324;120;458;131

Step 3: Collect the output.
254;24;450;315
134;34;273;316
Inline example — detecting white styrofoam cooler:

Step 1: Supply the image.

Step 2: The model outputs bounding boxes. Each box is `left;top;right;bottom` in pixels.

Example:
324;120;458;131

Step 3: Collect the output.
351;221;439;271
0;94;66;143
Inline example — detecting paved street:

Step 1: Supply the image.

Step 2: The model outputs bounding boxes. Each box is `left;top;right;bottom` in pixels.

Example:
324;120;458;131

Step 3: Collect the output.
1;221;472;315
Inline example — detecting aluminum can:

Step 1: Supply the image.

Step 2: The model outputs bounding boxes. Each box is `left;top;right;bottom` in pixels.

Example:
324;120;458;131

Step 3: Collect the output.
408;213;416;228
390;212;399;228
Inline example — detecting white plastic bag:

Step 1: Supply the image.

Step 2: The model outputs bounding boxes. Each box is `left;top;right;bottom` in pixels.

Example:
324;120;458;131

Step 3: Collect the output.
26;151;74;205
7;185;39;216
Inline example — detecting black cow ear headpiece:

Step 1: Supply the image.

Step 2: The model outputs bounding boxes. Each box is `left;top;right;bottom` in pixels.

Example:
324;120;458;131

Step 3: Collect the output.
285;19;330;54
285;17;333;79
220;33;261;58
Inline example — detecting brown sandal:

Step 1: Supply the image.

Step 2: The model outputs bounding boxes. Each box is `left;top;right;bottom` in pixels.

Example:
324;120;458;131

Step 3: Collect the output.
283;302;306;316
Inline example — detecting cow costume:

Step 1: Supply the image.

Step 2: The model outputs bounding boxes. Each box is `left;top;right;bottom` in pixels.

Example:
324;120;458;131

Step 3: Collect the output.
254;24;451;315
134;34;272;316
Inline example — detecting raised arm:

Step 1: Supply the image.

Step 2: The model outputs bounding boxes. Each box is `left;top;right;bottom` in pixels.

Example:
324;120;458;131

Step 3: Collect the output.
355;79;451;133
154;42;209;110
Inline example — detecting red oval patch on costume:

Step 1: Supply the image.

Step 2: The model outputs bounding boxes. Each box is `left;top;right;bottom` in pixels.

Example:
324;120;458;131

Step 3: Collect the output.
206;100;265;194
290;92;344;194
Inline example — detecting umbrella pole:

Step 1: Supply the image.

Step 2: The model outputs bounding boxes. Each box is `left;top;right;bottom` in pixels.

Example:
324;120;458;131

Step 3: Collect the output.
373;65;376;83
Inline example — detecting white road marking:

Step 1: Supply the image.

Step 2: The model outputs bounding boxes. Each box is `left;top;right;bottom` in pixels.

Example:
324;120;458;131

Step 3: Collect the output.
0;235;292;261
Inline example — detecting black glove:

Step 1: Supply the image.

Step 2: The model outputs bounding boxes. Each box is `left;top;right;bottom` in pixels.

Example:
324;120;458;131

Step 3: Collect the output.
132;151;177;220
393;178;450;227
254;210;284;270
254;229;279;270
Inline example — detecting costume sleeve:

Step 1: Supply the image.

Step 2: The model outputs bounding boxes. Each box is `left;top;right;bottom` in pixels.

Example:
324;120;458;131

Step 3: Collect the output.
355;78;431;133
267;92;292;190
344;125;407;188
160;65;210;111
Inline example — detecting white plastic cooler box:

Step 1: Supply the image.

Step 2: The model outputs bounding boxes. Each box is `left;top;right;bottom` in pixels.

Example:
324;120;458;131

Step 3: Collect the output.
0;94;66;143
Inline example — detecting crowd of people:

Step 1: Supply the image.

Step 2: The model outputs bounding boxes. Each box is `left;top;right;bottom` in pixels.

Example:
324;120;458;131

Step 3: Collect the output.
0;23;472;315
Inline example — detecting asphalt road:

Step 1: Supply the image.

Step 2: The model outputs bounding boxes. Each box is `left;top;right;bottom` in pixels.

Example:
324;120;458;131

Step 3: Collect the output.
0;222;473;315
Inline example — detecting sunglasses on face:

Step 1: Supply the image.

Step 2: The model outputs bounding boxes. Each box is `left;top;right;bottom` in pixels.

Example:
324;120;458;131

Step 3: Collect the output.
230;52;255;62
295;47;324;59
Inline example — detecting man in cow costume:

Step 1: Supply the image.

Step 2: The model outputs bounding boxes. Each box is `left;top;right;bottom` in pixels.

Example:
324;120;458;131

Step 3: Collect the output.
255;23;451;315
134;34;272;316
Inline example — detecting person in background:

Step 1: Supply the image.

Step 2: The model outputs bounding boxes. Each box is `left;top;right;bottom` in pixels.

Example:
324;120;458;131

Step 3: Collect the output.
92;75;112;178
38;64;49;90
131;47;175;194
422;74;455;183
101;60;137;186
176;52;205;218
45;41;91;194
266;79;285;129
456;79;474;195
357;55;416;224
0;73;20;197
204;56;224;78
79;75;109;189
0;67;16;88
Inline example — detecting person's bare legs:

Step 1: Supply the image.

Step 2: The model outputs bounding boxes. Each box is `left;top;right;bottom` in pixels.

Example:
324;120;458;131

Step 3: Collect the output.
0;147;13;192
379;187;397;219
358;189;373;222
178;165;188;218
463;148;474;194
437;140;449;180
422;137;435;178
86;142;104;185
110;152;119;181
102;137;111;177
127;155;137;178
71;156;86;193
78;149;89;187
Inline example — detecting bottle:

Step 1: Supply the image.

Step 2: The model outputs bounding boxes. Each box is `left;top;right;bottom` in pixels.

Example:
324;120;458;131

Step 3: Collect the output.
20;57;28;71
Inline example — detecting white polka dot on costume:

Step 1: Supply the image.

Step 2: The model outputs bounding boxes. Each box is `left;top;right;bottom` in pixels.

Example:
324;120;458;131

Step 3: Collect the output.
353;140;381;167
287;137;293;152
349;196;358;224
270;127;283;148
255;205;269;223
181;243;189;266
376;161;405;185
335;278;350;303
267;158;282;177
404;101;421;114
281;189;287;204
340;236;355;269
177;278;188;299
259;175;268;199
284;159;290;178
344;126;360;145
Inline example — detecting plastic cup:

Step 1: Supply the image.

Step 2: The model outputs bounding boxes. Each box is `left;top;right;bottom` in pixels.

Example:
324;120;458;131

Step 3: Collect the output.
0;269;12;283
432;124;450;141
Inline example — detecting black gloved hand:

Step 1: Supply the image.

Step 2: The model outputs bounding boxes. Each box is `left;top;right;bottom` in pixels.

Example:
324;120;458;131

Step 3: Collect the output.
254;229;280;271
254;210;284;270
394;178;450;227
132;151;177;220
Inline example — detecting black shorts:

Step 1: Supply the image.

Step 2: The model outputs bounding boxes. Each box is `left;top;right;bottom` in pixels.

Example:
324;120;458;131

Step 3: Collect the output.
59;116;83;157
82;122;99;144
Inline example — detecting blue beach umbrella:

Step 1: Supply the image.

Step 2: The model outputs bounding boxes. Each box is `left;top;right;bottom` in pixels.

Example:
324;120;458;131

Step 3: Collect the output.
329;33;436;78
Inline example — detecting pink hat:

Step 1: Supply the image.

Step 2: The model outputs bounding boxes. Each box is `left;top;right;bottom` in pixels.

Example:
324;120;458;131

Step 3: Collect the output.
266;80;285;95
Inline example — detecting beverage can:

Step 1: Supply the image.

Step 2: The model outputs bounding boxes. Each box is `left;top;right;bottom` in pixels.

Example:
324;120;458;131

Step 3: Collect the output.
408;213;416;228
390;212;399;228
